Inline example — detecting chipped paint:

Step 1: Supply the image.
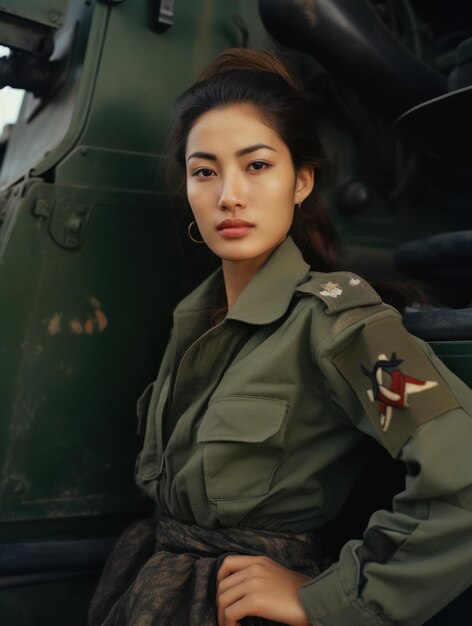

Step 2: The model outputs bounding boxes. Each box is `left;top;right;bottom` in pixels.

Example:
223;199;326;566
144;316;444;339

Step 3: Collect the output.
84;305;108;334
94;309;108;332
44;296;108;336
69;319;83;334
84;317;94;335
47;313;62;335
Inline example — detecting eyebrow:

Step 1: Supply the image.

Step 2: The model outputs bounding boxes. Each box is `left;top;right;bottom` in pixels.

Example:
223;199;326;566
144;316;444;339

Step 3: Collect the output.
186;143;277;162
236;143;277;157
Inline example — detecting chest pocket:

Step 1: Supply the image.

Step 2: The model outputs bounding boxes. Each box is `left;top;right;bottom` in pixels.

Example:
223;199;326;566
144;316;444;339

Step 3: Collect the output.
196;396;289;506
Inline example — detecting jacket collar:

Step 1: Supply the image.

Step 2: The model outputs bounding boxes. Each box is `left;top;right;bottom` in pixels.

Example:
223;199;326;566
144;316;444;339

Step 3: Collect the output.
174;237;310;326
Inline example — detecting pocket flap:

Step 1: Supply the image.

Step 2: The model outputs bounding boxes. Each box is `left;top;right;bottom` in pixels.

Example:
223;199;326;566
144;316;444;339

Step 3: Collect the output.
197;396;288;443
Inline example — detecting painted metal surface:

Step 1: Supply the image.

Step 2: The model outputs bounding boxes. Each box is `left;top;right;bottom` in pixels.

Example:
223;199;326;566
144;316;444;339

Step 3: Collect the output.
0;0;269;534
0;0;68;29
431;341;472;387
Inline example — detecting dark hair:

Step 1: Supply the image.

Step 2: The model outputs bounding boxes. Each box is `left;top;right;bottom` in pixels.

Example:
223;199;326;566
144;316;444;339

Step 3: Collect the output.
167;48;339;272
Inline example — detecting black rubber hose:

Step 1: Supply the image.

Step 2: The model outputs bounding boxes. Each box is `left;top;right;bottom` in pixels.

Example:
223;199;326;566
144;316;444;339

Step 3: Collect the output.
258;0;446;117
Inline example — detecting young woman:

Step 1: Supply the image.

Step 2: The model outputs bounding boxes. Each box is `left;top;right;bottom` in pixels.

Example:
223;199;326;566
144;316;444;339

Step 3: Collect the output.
89;49;472;626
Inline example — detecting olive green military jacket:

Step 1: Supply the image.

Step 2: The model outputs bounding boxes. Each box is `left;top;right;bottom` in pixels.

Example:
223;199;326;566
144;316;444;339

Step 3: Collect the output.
136;237;472;626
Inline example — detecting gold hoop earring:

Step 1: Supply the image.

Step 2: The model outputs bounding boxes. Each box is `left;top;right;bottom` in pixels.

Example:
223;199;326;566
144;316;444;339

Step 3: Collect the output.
187;221;205;244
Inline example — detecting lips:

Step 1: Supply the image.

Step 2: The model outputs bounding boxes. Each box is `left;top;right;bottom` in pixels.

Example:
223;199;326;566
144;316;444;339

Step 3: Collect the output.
217;219;254;239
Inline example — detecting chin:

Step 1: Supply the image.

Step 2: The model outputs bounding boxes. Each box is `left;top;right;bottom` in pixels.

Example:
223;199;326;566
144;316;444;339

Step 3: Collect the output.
219;251;254;262
209;237;285;264
221;248;274;264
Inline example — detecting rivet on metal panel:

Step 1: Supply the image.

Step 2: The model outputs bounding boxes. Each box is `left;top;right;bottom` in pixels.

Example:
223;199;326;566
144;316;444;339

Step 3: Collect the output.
63;216;83;248
48;10;62;24
33;198;51;218
47;193;91;250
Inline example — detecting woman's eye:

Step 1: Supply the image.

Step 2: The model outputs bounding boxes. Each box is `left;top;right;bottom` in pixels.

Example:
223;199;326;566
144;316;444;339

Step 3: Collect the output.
248;161;269;171
193;168;215;178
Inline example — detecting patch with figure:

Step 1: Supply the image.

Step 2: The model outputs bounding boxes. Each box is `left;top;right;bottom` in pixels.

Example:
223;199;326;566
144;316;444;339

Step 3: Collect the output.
333;316;459;456
360;352;438;432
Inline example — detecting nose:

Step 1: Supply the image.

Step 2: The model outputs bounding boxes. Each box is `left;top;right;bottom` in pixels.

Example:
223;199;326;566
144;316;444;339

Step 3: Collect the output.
218;170;247;211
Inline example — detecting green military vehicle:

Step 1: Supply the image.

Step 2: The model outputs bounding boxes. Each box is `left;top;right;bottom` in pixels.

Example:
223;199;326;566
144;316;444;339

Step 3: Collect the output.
0;0;471;623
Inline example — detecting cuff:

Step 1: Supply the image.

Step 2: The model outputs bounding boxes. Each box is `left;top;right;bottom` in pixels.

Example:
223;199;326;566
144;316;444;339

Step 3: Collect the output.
300;566;386;626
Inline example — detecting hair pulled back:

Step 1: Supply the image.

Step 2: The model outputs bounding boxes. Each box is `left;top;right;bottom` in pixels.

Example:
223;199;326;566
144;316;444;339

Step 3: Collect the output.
167;48;339;272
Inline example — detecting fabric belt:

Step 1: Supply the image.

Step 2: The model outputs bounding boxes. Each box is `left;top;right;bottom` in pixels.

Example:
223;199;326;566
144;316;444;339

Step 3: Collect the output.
88;516;322;626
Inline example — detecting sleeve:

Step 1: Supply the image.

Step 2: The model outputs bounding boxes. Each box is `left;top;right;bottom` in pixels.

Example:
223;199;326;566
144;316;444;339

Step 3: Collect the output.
135;337;172;500
300;308;472;626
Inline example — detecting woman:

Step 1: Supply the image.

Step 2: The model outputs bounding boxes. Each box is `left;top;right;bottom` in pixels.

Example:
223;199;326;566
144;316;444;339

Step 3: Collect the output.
89;49;472;626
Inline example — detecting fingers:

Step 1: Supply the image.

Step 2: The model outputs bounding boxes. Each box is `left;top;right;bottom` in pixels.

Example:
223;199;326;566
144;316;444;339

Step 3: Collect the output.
217;569;247;595
217;557;268;626
219;594;260;626
217;576;265;626
216;555;311;626
217;555;271;583
216;581;243;626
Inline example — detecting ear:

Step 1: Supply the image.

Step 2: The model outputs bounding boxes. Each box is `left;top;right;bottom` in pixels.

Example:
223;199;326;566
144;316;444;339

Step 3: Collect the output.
295;166;315;204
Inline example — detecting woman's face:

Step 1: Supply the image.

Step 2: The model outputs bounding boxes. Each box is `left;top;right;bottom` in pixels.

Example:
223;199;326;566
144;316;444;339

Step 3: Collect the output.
185;103;313;268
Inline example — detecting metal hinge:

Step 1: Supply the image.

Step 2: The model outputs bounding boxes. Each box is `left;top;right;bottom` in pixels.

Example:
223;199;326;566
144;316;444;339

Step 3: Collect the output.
32;187;91;250
152;0;175;32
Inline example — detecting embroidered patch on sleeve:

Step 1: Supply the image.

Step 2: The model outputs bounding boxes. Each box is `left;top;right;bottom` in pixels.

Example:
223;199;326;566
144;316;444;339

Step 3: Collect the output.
333;317;460;456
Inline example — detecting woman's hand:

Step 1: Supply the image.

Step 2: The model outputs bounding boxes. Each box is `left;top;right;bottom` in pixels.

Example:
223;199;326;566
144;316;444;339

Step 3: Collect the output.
216;555;311;626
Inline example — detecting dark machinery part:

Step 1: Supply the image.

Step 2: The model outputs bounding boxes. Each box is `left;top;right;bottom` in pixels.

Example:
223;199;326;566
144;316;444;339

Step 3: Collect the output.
0;20;75;101
258;0;447;117
0;10;55;57
337;179;372;216
449;36;472;90
395;37;472;162
0;4;64;98
0;51;64;98
151;0;175;32
395;85;472;162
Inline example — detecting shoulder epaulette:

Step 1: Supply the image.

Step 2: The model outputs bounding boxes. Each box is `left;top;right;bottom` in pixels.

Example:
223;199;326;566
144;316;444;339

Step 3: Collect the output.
295;271;382;314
